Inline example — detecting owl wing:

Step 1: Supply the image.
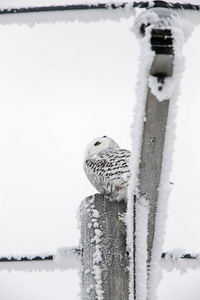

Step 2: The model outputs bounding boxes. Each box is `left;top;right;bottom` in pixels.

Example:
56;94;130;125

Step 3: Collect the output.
84;149;131;197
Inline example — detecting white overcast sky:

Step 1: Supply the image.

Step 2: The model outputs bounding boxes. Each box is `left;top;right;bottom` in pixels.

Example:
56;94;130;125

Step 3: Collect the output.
0;0;200;299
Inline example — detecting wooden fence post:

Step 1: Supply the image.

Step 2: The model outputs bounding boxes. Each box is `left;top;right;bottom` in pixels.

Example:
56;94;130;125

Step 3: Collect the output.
80;194;129;300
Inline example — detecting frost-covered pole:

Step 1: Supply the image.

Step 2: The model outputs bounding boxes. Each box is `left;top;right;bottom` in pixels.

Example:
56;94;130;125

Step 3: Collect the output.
128;4;193;300
80;194;129;300
140;27;174;270
129;8;174;298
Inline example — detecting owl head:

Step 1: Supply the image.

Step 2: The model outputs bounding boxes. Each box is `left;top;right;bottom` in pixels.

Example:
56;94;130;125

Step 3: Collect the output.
85;136;119;157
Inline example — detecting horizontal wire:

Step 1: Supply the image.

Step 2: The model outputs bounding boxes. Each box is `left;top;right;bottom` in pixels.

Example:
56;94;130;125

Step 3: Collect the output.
0;255;54;262
0;1;199;15
0;251;199;262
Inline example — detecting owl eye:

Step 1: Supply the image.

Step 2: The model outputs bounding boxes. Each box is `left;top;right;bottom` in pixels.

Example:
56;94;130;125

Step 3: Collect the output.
94;141;101;146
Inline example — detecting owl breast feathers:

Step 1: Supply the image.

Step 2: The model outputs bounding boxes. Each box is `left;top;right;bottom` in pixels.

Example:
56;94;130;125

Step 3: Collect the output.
83;136;131;201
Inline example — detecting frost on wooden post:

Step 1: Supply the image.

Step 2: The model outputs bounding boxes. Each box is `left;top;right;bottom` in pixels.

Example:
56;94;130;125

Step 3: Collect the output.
80;194;129;300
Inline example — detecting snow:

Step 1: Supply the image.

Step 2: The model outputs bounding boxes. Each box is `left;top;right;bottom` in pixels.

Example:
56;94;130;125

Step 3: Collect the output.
0;0;129;8
0;10;133;27
0;260;63;272
127;9;154;300
54;247;81;270
0;1;135;27
0;247;81;272
92;265;104;300
80;196;104;300
160;249;200;272
88;201;104;300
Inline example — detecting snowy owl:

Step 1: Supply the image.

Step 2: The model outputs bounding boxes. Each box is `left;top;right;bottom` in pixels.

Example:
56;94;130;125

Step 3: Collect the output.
83;136;131;201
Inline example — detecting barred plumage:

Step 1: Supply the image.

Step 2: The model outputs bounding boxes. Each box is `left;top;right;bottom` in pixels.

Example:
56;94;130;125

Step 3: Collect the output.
83;136;131;201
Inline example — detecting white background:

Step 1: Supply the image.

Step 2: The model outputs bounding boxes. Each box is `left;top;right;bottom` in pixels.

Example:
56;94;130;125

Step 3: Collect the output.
0;0;200;299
